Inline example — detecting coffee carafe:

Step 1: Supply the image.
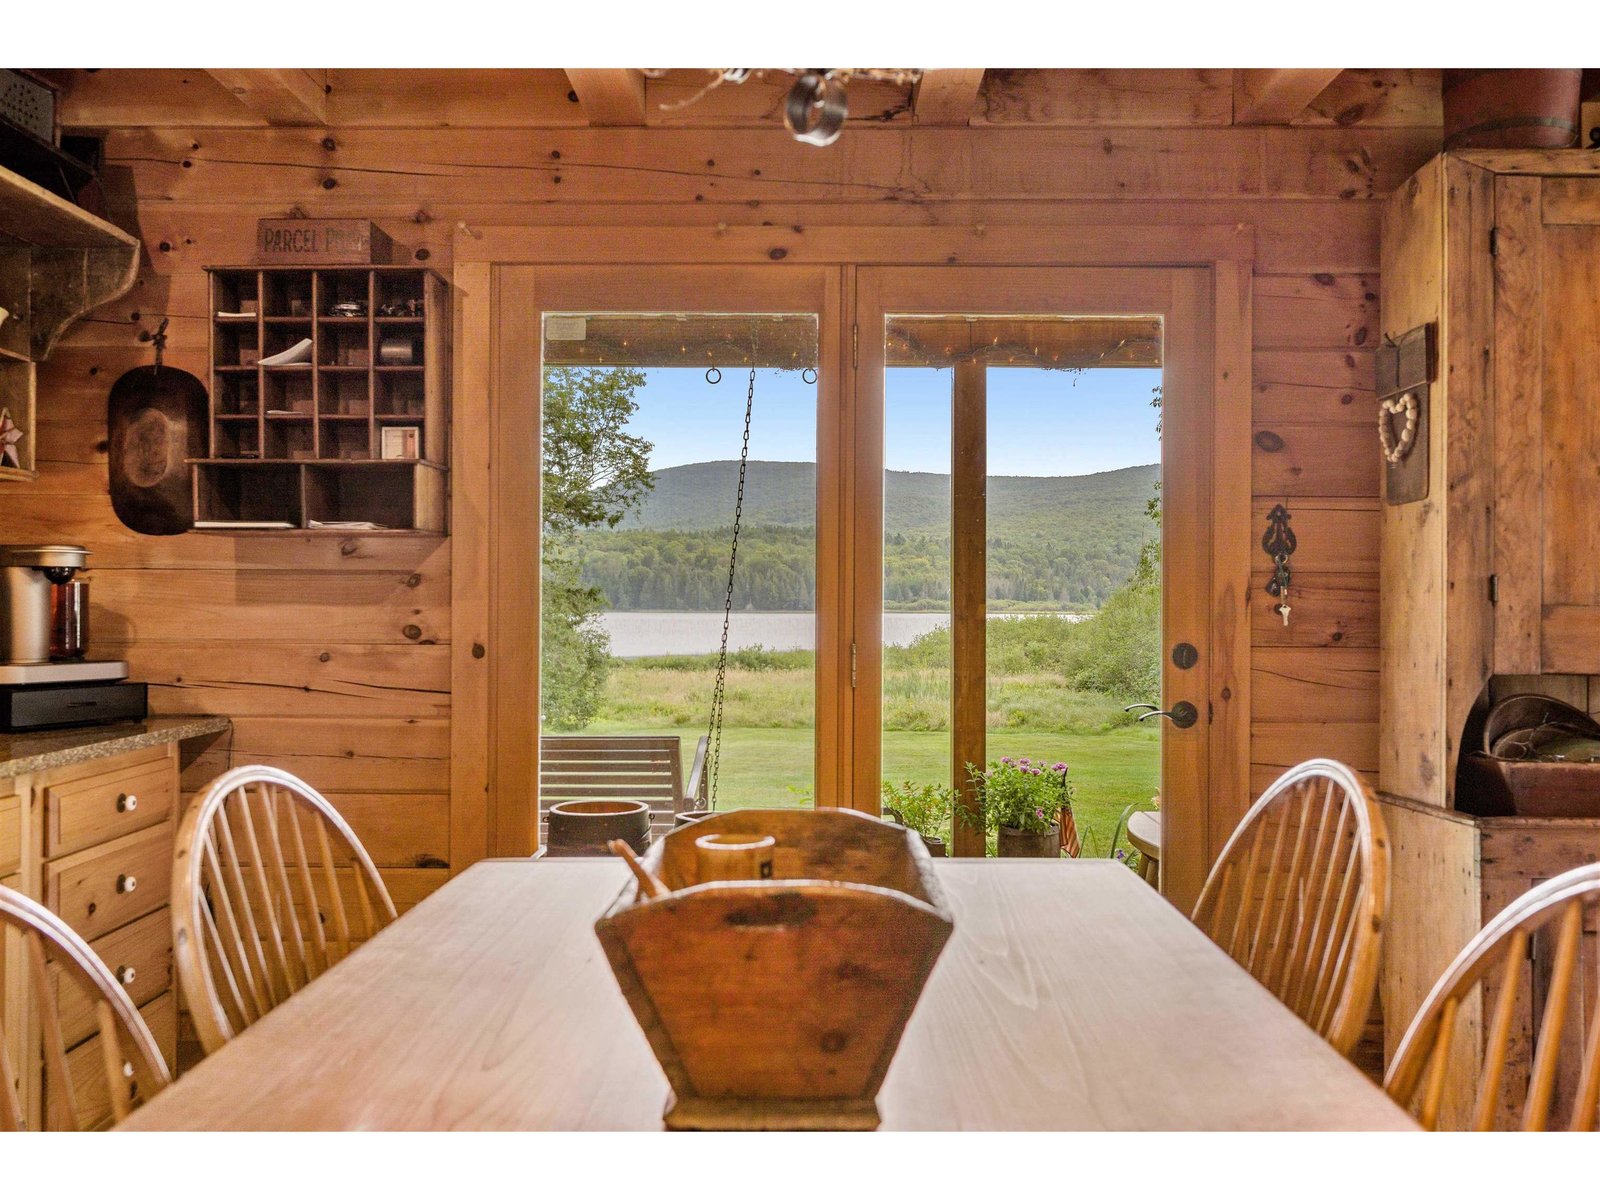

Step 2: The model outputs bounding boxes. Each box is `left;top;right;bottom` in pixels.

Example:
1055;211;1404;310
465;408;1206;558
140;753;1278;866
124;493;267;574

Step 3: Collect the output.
1;544;89;665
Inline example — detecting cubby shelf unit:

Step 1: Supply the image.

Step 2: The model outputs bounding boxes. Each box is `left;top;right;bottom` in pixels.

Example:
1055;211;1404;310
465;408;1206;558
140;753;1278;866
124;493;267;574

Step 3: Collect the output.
196;264;450;534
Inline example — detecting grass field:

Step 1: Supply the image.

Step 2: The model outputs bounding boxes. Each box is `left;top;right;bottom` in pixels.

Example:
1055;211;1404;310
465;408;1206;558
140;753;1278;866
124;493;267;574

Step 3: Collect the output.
585;723;1157;855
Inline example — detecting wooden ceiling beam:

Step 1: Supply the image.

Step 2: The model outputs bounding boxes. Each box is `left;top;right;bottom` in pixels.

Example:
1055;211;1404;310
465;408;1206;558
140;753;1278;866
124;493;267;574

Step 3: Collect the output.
205;69;328;126
1233;69;1344;125
913;69;986;126
565;69;649;126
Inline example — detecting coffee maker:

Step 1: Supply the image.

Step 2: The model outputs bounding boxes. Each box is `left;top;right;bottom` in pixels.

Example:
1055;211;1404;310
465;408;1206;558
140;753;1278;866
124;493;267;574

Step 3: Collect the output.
0;544;147;731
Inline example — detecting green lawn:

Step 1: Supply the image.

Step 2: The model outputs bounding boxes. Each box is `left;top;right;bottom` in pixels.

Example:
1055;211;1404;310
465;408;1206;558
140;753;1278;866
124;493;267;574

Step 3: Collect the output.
585;720;1159;857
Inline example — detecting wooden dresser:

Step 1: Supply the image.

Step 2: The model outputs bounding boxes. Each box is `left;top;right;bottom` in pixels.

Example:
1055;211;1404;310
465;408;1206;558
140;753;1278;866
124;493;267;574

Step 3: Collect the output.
0;717;228;1129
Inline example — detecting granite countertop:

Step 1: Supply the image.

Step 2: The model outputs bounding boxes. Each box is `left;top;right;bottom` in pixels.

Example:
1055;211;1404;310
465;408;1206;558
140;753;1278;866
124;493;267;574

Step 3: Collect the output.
0;716;232;780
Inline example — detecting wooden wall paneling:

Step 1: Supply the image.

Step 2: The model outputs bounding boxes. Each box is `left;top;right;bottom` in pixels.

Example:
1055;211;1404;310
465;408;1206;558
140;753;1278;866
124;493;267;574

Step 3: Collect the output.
1249;572;1379;648
98;641;451;718
950;359;986;858
1376;795;1483;1131
1252;422;1379;497
1251;274;1377;349
182;717;449;792
1252;647;1380;723
1378;157;1447;803
93;126;1439;208
102;197;1382;275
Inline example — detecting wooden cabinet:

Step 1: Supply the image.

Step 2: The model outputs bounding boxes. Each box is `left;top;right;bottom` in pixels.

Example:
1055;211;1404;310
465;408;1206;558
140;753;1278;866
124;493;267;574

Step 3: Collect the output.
1379;150;1600;1128
0;743;180;1129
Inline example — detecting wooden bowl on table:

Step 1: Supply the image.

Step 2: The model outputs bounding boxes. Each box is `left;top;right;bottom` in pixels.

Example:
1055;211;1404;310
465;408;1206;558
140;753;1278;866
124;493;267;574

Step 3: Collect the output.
593;807;955;1131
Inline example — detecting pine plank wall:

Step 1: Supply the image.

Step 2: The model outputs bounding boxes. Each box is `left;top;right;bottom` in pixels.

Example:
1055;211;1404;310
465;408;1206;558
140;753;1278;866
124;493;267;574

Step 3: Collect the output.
11;69;1445;907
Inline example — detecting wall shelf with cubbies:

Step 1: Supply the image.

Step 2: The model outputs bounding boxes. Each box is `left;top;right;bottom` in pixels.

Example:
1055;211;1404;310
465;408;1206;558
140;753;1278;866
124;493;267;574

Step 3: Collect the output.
196;265;449;533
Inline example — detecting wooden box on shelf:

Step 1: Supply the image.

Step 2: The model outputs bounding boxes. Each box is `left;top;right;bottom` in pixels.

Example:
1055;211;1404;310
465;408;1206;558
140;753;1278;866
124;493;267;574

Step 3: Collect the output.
197;264;450;534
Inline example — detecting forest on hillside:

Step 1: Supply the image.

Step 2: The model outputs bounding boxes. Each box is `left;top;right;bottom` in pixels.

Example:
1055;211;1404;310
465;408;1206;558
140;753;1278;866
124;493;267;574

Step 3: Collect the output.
575;459;1157;611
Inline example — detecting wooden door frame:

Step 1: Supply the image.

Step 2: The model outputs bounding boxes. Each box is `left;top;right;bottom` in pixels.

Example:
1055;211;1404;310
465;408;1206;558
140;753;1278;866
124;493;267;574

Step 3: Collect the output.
852;266;1248;907
449;262;846;862
452;226;1252;910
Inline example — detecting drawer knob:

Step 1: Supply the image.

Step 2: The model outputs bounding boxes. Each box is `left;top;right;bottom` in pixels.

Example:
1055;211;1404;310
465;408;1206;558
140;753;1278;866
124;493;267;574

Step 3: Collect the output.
116;874;137;894
116;793;138;813
116;964;136;986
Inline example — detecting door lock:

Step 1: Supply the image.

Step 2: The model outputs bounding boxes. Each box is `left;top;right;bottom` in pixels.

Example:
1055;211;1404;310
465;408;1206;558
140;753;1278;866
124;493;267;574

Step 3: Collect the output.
1136;701;1199;729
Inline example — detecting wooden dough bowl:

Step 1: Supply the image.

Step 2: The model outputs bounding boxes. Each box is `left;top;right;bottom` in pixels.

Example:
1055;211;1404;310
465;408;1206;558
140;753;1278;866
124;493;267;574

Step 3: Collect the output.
593;808;954;1131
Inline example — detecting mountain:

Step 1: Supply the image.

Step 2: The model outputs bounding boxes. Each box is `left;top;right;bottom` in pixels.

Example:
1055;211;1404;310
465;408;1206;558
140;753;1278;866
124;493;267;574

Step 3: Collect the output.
615;459;1159;538
576;460;1160;612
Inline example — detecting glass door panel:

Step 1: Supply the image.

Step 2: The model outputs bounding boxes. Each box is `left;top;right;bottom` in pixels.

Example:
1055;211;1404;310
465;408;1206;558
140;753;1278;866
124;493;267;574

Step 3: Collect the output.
538;312;820;823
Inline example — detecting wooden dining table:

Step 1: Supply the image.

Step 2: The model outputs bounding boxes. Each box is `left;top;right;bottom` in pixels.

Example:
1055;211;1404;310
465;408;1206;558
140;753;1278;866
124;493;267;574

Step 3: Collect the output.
121;858;1418;1131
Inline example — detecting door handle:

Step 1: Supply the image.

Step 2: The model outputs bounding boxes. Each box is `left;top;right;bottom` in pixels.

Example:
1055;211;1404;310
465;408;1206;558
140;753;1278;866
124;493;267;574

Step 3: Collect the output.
1136;701;1199;729
1123;703;1160;714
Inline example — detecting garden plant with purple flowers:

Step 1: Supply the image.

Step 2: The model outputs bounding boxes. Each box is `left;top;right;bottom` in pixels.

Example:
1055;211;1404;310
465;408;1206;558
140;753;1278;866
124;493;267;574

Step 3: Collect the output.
965;755;1075;836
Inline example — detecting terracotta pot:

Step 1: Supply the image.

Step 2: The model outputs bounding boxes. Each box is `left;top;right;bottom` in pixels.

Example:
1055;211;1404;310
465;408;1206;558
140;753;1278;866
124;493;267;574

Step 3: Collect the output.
1443;69;1582;150
545;799;651;857
919;833;947;858
997;822;1060;859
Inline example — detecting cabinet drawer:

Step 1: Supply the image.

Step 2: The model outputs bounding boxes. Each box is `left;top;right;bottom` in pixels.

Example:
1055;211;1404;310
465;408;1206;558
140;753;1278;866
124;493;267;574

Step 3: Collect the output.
53;906;172;1049
45;823;171;942
0;792;18;875
51;990;175;1131
44;758;175;859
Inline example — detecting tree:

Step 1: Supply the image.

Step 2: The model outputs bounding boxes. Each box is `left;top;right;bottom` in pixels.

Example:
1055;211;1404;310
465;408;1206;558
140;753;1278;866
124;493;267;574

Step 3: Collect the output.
541;367;654;729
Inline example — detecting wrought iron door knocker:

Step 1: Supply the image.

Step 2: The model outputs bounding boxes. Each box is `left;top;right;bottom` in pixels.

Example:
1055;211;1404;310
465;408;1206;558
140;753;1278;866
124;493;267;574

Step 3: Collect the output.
1263;503;1296;626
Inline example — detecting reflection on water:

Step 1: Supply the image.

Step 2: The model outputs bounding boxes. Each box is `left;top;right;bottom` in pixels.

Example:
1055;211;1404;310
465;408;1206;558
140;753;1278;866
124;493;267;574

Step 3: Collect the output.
596;611;1086;658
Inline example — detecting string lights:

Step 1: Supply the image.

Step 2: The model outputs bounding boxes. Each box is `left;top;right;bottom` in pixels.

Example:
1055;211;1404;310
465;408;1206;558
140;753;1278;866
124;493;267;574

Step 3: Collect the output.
648;68;925;147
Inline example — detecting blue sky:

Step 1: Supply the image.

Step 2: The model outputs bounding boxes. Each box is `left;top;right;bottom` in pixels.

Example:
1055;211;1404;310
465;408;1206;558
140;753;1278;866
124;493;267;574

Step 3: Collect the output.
619;366;1161;477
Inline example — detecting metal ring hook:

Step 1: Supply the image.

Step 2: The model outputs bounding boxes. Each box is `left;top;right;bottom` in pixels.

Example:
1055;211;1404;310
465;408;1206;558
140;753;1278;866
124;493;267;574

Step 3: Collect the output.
705;366;721;385
801;367;817;384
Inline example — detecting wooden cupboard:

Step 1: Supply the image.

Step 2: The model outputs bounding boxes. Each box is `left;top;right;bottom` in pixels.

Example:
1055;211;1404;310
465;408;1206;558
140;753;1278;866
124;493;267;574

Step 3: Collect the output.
1378;150;1600;1128
0;744;182;1129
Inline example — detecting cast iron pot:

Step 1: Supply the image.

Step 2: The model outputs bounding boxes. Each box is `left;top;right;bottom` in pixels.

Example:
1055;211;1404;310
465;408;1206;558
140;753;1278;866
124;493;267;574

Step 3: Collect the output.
545;799;652;857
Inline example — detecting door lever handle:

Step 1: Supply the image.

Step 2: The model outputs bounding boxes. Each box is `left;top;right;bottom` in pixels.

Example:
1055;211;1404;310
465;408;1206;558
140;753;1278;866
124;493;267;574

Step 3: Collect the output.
1123;703;1160;714
1136;701;1199;729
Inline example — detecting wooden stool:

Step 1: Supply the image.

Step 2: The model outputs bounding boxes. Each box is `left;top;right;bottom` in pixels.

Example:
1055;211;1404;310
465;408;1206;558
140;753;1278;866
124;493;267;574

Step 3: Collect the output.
1126;810;1161;887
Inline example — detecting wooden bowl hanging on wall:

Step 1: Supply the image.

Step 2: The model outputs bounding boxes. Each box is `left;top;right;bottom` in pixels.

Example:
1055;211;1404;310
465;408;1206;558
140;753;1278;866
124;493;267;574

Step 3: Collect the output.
107;363;208;535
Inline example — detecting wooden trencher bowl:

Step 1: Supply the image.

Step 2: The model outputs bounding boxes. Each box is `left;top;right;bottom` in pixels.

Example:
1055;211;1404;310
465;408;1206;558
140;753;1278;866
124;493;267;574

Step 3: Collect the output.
593;808;955;1130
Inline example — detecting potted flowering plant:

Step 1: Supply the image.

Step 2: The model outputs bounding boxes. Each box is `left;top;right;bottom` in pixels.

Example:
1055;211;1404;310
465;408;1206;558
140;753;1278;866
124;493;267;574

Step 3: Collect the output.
967;756;1073;858
880;779;955;857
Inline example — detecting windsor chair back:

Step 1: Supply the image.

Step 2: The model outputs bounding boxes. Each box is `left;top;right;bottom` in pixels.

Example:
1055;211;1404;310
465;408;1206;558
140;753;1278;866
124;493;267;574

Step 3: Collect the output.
172;766;396;1055
1190;758;1389;1057
1386;861;1600;1131
0;884;170;1130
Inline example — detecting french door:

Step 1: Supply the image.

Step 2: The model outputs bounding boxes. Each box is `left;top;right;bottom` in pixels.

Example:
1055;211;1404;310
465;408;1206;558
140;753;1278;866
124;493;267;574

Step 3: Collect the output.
851;268;1216;903
469;255;1242;911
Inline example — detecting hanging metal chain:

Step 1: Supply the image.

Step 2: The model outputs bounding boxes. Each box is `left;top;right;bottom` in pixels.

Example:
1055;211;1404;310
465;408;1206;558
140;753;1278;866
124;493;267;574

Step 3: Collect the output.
703;354;757;808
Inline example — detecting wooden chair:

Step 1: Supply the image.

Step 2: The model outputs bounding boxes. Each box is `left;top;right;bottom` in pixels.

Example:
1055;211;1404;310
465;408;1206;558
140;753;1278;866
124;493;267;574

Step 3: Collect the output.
1190;758;1388;1058
172;765;397;1056
1386;862;1600;1131
540;734;709;841
0;884;170;1130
